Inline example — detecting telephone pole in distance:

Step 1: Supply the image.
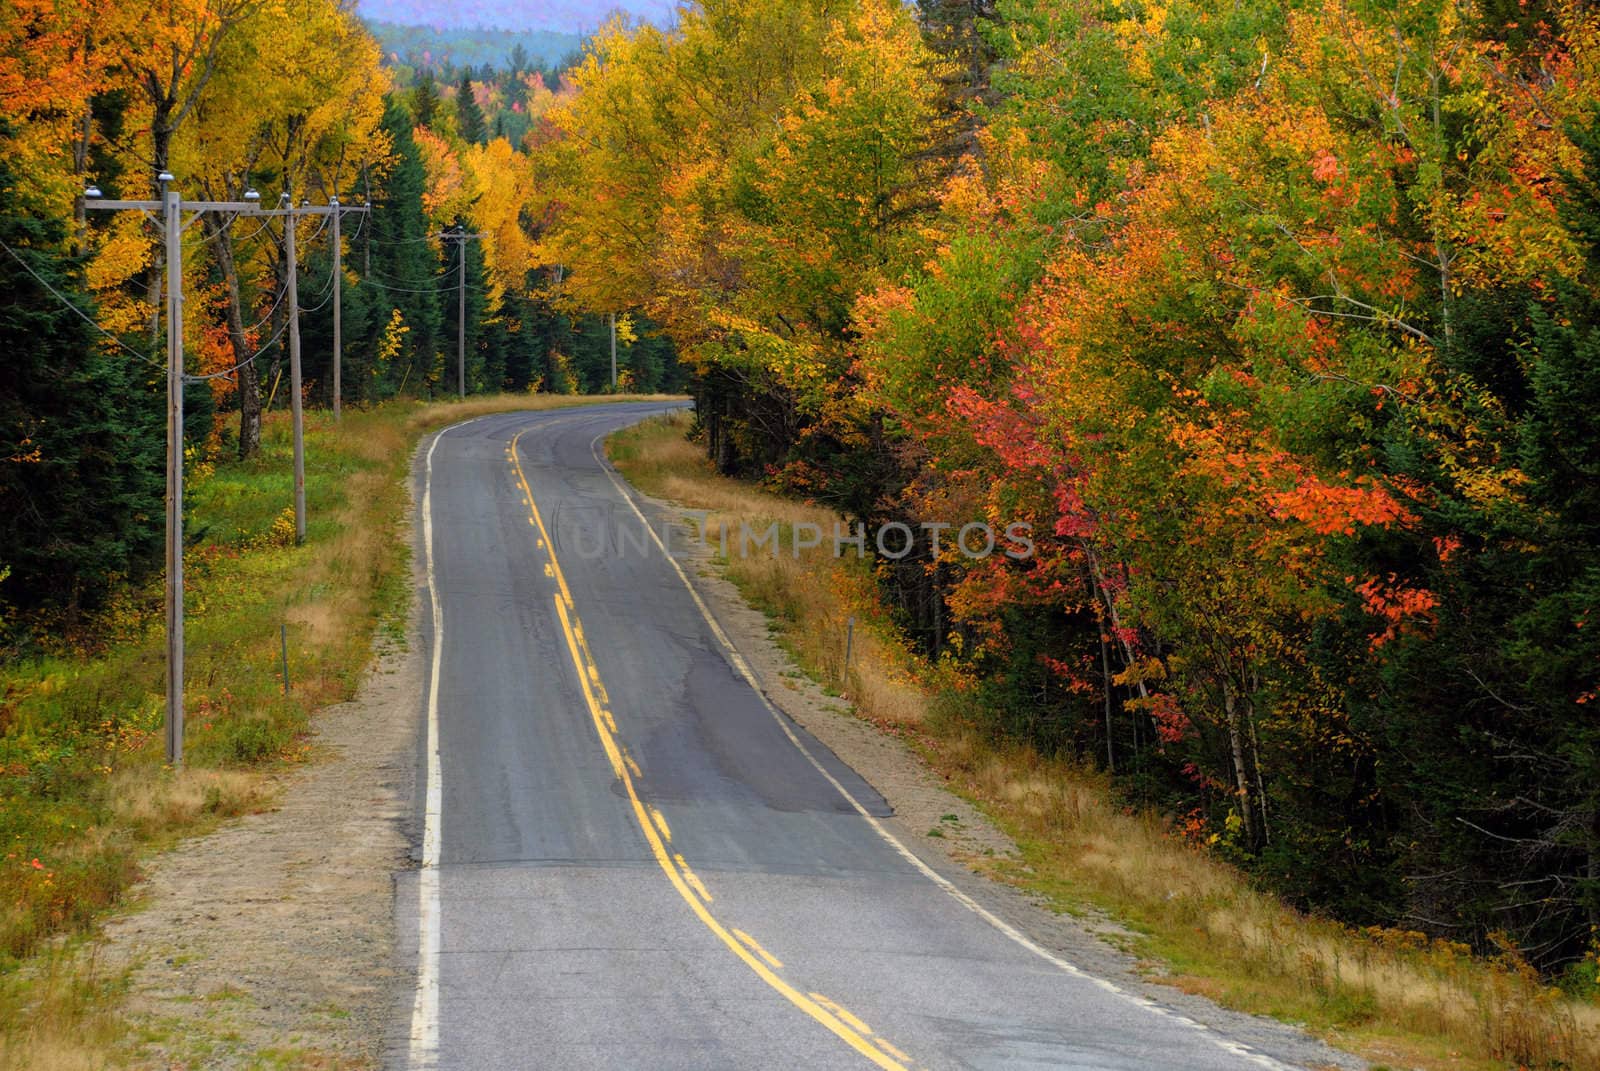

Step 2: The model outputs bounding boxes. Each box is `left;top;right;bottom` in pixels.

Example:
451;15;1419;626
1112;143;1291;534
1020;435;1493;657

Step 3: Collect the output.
441;224;485;398
256;193;368;541
327;197;369;421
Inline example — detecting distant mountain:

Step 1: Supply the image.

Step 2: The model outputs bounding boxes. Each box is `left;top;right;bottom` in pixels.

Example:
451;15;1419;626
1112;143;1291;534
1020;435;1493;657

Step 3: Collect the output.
364;20;585;73
357;0;674;34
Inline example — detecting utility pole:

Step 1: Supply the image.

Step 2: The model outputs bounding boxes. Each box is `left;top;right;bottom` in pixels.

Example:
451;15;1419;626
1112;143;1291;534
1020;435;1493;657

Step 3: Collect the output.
331;200;342;421
609;311;617;391
325;197;367;421
442;225;485;398
285;196;305;545
257;194;367;541
162;185;183;763
85;175;262;766
456;232;465;398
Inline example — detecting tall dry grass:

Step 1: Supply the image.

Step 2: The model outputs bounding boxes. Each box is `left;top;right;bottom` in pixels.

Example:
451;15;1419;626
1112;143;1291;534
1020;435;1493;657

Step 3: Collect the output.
609;410;1600;1071
1;393;681;1070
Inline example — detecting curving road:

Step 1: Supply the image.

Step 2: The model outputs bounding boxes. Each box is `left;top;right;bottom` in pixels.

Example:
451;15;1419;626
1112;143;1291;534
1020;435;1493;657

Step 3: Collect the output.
392;403;1332;1071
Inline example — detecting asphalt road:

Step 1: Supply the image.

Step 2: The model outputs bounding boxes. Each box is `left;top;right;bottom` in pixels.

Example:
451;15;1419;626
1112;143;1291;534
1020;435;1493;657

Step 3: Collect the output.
394;403;1325;1071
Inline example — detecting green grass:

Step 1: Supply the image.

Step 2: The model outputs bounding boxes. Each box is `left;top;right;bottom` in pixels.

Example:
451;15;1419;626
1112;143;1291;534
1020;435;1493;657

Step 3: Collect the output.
0;414;378;980
0;391;682;1070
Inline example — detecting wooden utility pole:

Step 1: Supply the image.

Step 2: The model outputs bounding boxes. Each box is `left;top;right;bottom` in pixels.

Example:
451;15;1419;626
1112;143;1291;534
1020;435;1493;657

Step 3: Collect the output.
609;311;617;390
331;199;342;421
442;225;485;398
457;232;465;397
258;194;368;539
85;176;263;766
322;197;367;421
162;186;184;762
285;197;306;545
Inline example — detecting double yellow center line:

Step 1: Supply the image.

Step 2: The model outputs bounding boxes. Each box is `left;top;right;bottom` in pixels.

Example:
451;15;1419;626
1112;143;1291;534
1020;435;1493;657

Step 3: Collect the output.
507;427;915;1071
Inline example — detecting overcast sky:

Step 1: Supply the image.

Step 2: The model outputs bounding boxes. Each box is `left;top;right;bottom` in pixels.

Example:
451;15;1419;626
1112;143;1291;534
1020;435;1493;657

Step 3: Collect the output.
357;1;675;33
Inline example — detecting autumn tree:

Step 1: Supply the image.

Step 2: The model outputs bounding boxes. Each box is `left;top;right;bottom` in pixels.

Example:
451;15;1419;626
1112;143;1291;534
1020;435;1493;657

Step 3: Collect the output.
212;0;385;430
516;0;1600;970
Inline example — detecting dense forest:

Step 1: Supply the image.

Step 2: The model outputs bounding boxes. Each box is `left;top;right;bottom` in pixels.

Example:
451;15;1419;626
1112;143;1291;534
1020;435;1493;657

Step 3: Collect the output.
531;0;1600;985
364;19;583;73
2;0;1598;992
0;0;680;620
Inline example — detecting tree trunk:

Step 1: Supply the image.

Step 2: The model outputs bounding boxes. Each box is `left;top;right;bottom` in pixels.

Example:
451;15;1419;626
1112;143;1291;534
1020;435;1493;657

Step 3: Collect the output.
145;104;175;341
1224;675;1258;848
1101;630;1115;773
72;104;91;254
1246;671;1269;845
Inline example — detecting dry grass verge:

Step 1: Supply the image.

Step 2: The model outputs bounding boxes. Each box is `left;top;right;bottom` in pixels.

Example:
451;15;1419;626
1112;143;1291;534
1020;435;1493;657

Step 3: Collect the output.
608;410;1600;1071
0;392;681;1071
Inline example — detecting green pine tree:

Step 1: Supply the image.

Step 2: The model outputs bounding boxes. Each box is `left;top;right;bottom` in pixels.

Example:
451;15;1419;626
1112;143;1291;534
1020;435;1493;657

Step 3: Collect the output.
0;132;163;620
413;71;439;128
297;234;368;407
353;97;444;400
1521;113;1600;938
1350;112;1600;967
456;73;487;145
499;289;540;392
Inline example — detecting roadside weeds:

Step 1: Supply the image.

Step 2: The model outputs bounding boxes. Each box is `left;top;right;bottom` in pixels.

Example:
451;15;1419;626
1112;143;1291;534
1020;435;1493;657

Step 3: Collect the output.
607;410;1600;1071
0;393;682;1071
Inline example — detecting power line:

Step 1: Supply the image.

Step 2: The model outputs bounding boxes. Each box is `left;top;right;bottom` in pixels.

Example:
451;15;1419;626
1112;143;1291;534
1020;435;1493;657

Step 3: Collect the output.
186;313;291;382
240;280;291;335
297;284;338;315
365;267;459;285
183;280;292;381
297;211;332;246
355;272;458;295
362;231;446;247
221;211;361;367
297;256;339;309
228;214;275;246
363;256;460;283
0;235;165;371
362;259;457;278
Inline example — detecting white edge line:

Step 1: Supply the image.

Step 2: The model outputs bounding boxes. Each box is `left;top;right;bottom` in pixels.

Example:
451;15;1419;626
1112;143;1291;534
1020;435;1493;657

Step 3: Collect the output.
408;418;474;1068
587;424;1293;1071
404;408;627;1067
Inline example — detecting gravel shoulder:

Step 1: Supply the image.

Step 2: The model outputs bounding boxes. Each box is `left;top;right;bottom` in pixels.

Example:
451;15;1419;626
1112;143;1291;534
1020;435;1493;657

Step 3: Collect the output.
91;424;1366;1071
98;603;421;1069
